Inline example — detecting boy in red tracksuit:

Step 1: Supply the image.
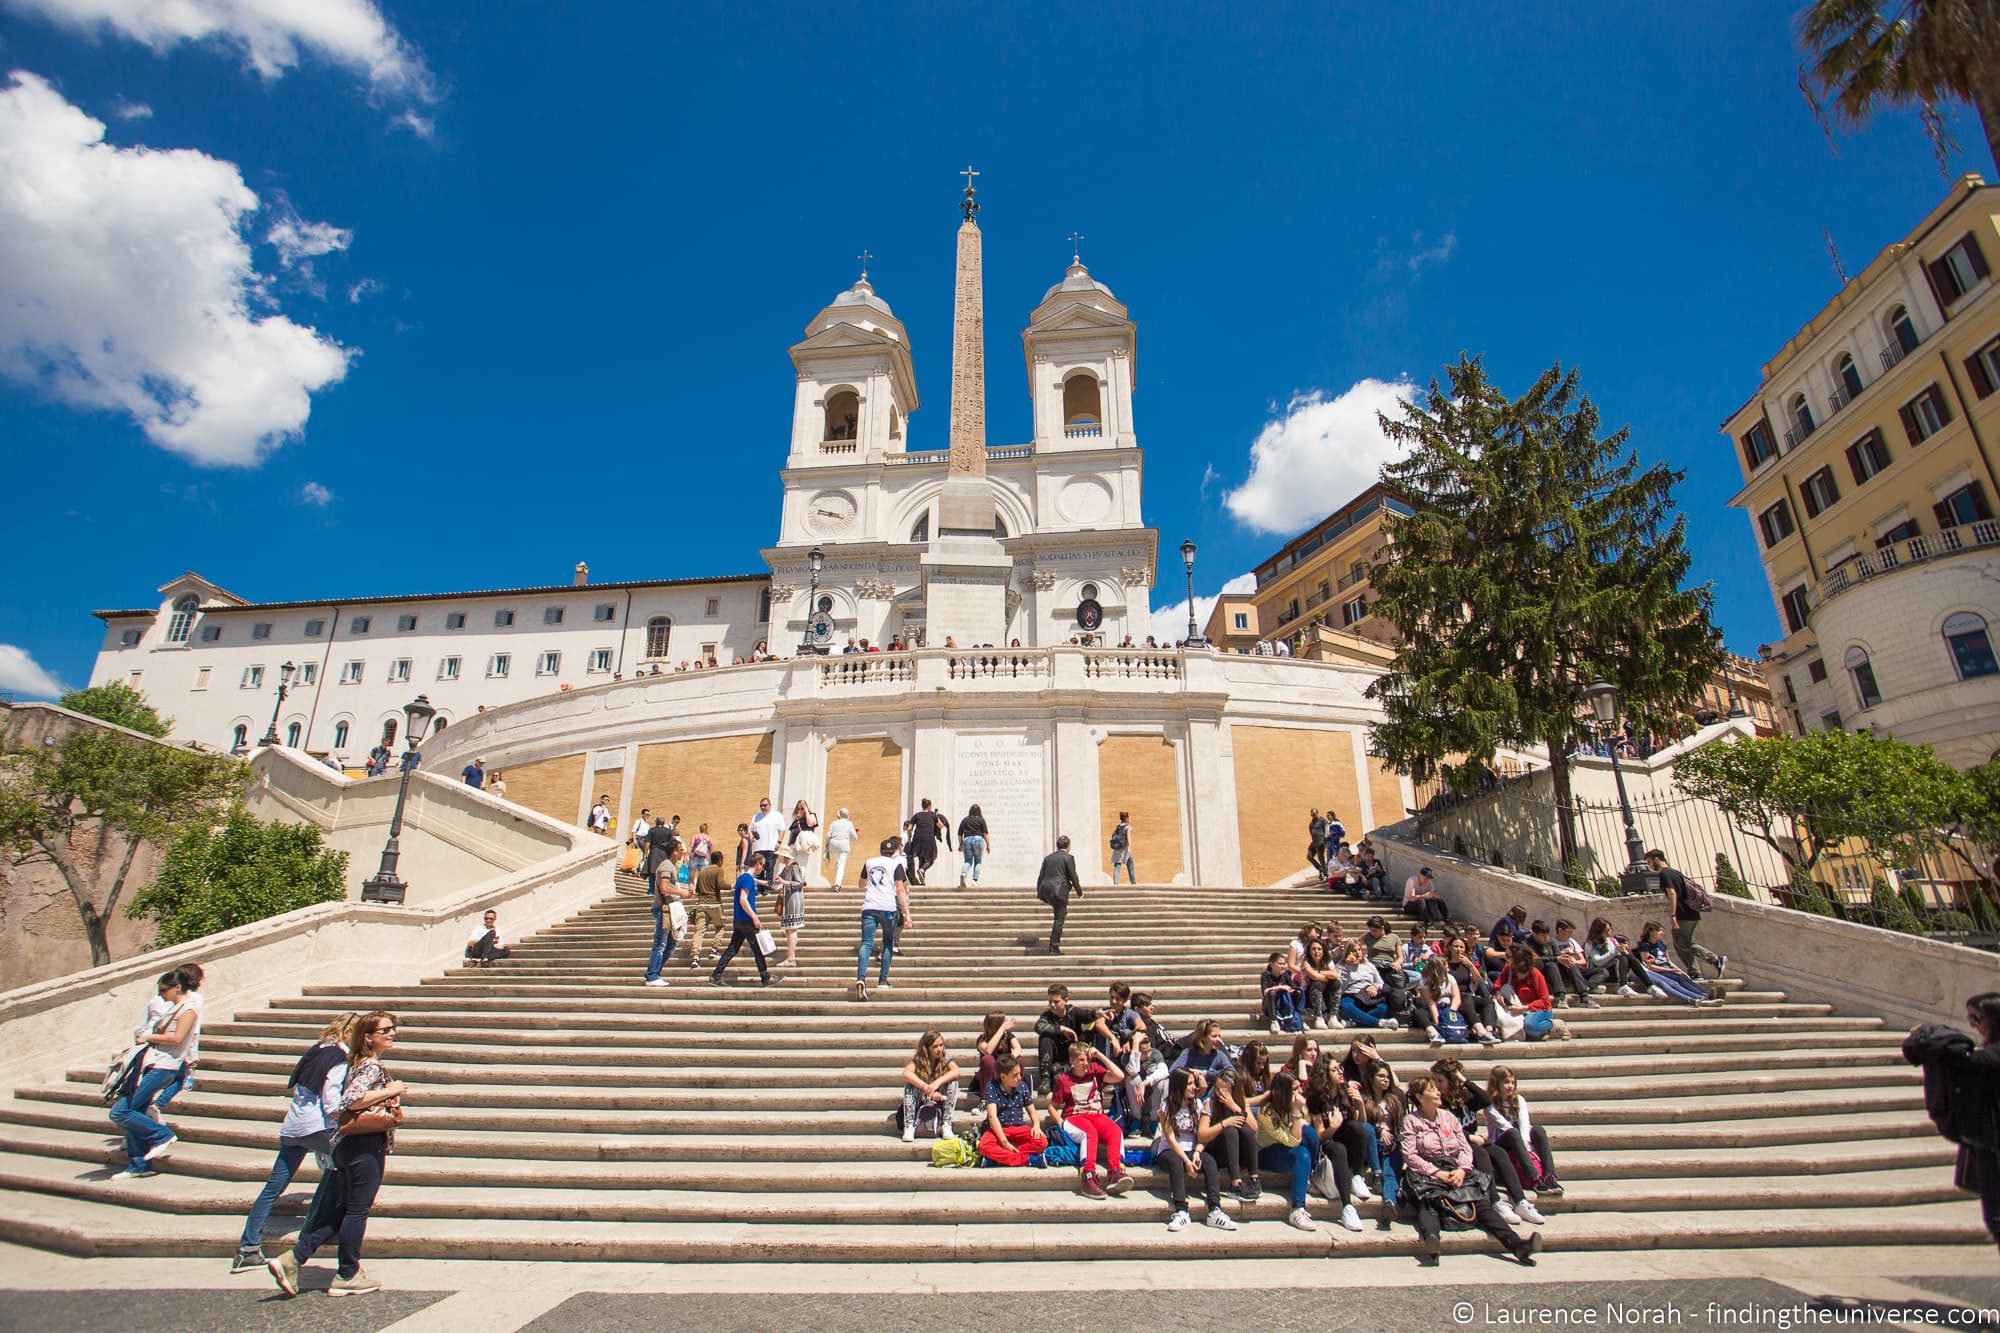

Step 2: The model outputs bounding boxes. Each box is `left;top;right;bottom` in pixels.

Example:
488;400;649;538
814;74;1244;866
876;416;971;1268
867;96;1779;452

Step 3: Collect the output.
978;1055;1049;1166
1051;1042;1133;1199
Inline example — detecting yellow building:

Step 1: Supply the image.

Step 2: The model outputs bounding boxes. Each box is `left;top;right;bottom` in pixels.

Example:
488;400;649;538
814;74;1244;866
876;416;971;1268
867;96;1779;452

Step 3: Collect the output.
1235;483;1413;661
1723;175;2000;767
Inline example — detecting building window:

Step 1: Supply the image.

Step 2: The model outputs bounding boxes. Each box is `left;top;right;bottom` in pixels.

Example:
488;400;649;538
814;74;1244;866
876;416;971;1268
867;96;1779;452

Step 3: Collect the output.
537;651;561;676
286;721;302;746
1783;586;1813;636
339;660;363;684
1936;482;1994;529
495;610;515;627
381;718;398;748
702;642;717;662
705;597;720;617
1900;385;1952;444
1845;646;1881;710
1233;612;1249;630
299;663;317;685
166;595;199;644
199;624;222;642
252;622;272;640
350;616;371;634
305;618;325;637
589;648;614;673
758;589;772;622
1969;338;2000;399
1834;352;1863;404
1799;466;1841;518
909;513;930;544
1806;657;1828;684
1931;231;1990;304
193;666;211;690
1789;394;1815;442
1946;612;1998;680
231;723;248;752
595;603;616;622
1889;305;1920;357
388;658;412;683
446;611;466;629
1341;597;1367;626
397;614;418;632
1782;673;1797;704
241;665;264;689
119;628;142;646
544;607;565;625
487;653;510;678
645;616;672;658
332;720;349;749
1844;429;1891;484
1758;499;1795;548
439;656;461;680
1819;709;1844;733
1876;518;1921;548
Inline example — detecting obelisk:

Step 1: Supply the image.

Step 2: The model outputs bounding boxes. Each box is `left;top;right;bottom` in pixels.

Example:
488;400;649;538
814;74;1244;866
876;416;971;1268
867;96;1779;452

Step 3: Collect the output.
921;167;1012;647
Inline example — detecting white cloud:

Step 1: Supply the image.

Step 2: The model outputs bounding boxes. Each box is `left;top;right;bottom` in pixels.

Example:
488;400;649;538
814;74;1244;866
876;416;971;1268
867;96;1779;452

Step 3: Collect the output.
1150;572;1256;647
299;480;332;506
0;643;65;698
109;96;150;119
266;206;350;269
392;108;433;138
1406;230;1456;274
4;0;434;100
0;72;352;466
345;276;383;303
1223;378;1417;536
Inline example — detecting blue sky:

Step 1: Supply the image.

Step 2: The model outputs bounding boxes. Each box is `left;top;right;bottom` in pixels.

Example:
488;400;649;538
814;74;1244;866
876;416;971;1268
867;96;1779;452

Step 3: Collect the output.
0;0;1985;696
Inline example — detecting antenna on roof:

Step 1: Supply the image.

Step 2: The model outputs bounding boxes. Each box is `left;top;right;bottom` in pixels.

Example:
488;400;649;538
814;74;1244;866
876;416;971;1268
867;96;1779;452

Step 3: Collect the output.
1824;228;1848;285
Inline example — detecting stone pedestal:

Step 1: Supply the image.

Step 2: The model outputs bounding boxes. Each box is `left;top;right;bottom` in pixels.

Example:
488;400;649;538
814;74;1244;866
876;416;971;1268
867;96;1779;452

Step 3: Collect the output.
921;539;1011;649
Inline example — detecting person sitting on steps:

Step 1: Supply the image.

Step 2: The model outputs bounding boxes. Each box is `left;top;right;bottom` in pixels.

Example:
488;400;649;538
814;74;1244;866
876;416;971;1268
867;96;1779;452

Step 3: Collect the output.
978;1054;1050;1167
1051;1042;1134;1201
1634;920;1716;1005
1484;1064;1562;1201
1336;941;1402;1030
1256;1069;1323;1233
898;1029;962;1144
1583;916;1649;997
1402;866;1451;926
1527;919;1596;1009
1034;985;1087;1097
1400;1073;1541;1269
1299;937;1341;1032
464;910;510;968
1158;1068;1237;1232
1262;950;1302;1034
1431;1056;1544;1225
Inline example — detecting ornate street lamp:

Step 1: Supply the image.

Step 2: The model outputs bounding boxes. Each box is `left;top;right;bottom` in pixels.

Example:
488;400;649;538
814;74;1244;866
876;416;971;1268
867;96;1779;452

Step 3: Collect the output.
1180;539;1206;648
1585;677;1656;895
361;693;437;906
800;545;828;656
258;660;297;748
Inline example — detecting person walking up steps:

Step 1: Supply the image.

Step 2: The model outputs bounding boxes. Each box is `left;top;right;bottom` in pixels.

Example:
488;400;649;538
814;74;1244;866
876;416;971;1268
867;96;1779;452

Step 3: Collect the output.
234;1013;357;1271
958;804;989;887
1036;835;1083;955
1649;849;1726;980
708;852;775;988
904;798;949;886
687;852;731;968
1110;812;1136;884
826;808;858;889
854;837;911;1000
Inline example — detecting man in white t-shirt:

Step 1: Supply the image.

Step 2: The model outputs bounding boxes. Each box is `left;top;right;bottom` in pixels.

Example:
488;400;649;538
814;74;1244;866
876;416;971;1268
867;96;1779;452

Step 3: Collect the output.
749;797;786;889
465;909;511;966
588;796;611;835
853;837;912;1000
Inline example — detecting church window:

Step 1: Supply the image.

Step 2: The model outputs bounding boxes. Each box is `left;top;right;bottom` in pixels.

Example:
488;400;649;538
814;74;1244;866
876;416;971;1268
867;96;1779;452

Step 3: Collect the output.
910;513;931;543
824;389;860;442
646;616;672;658
231;723;248;752
286;722;302;747
1062;374;1102;436
333;720;349;749
816;595;834;614
166;595;199;643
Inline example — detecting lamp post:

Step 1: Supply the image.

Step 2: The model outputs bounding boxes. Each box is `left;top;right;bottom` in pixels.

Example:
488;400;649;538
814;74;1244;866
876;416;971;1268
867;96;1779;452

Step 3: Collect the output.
1180;539;1206;648
1585;677;1656;895
258;661;296;747
361;694;437;906
800;546;827;656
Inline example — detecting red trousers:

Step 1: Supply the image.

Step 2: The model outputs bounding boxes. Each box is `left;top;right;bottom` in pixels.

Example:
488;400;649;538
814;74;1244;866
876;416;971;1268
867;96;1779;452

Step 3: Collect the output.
979;1122;1050;1167
1064;1112;1124;1174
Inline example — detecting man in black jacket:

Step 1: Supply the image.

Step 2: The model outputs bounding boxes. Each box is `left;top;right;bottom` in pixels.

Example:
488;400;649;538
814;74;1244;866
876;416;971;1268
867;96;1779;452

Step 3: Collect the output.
1036;835;1083;955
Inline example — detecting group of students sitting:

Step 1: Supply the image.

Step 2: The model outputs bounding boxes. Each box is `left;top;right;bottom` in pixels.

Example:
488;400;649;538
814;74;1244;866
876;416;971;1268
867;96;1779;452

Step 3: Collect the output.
893;979;1562;1264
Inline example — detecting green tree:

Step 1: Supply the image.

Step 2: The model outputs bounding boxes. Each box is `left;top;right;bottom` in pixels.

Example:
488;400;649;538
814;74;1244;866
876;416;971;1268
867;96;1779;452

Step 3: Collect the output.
57;681;171;738
127;804;348;946
1799;0;2000;174
1713;851;1753;899
1869;875;1924;934
1787;864;1838;916
1365;357;1722;871
0;727;242;965
1674;729;1974;875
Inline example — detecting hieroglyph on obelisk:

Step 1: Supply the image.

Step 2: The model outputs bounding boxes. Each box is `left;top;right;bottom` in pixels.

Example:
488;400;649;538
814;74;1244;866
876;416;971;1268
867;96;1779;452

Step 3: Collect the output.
946;167;986;481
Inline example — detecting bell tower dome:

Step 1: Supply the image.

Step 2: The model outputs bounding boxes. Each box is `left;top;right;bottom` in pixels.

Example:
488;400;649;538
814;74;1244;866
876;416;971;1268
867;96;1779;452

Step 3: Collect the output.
1023;250;1136;453
786;266;919;468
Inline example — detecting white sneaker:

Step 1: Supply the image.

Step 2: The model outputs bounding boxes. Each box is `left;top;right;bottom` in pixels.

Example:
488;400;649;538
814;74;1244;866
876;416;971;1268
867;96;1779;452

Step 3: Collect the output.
1269;1021;1282;1034
1340;1203;1363;1232
901;1122;915;1144
1618;984;1641;997
143;1135;178;1164
1518;1200;1547;1224
1380;1019;1400;1031
1166;1210;1190;1232
1428;1034;1445;1047
1205;1208;1238;1231
1649;985;1670;1000
1495;1198;1522;1225
643;978;670;988
1349;1175;1374;1202
1287;1207;1316;1232
1312;1017;1328;1031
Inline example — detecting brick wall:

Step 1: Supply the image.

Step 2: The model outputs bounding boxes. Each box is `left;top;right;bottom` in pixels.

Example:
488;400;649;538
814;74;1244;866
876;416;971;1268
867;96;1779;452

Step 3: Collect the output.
1231;724;1363;885
1097;734;1183;881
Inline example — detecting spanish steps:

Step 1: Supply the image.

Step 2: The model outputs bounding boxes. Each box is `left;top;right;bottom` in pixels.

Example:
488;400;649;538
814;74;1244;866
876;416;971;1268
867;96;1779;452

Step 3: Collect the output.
0;874;1985;1262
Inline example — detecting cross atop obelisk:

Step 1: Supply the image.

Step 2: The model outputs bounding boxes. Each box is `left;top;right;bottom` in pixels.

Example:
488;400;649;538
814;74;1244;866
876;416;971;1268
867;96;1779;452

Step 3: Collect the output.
946;167;986;479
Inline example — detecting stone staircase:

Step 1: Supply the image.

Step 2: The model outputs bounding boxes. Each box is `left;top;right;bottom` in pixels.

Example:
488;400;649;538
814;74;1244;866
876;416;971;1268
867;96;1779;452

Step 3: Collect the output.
0;877;1985;1262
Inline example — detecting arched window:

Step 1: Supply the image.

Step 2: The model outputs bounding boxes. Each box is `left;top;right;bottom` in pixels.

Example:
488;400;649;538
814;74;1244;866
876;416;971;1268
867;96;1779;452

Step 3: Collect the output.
1889;305;1919;355
646;616;672;659
285;721;302;746
333;720;350;750
1836;353;1863;401
381;718;398;748
1945;612;1998;680
889;407;902;440
1791;394;1815;438
1844;645;1881;710
231;723;248;751
166;595;198;644
910;512;930;543
823;389;860;442
432;716;448;733
1062;374;1102;434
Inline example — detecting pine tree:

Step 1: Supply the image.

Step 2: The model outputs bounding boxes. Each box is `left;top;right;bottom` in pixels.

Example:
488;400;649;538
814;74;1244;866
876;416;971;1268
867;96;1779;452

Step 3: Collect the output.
1366;357;1723;871
1712;851;1752;899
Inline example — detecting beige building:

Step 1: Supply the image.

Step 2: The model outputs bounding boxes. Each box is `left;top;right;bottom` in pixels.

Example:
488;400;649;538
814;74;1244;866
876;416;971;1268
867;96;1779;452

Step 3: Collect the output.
1724;175;2000;766
1244;482;1411;659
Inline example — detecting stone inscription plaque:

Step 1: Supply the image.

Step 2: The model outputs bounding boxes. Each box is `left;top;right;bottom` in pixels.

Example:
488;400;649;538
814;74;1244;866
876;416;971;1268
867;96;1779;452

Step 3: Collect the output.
954;733;1046;885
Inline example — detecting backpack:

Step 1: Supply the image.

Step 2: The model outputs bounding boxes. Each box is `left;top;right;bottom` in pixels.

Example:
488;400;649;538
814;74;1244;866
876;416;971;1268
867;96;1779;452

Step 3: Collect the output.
1522;1011;1555;1041
1680;877;1715;913
1436;1005;1471;1044
1110;824;1129;852
930;1137;975;1167
1271;989;1305;1034
101;1043;147;1106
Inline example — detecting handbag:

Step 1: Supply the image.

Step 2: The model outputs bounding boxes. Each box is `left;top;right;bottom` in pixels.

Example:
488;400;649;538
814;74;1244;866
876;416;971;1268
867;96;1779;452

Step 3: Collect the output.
101;1044;148;1105
668;899;689;933
755;928;776;956
1407;1166;1491;1228
620;845;642;872
339;1103;401;1136
1522;1010;1555;1041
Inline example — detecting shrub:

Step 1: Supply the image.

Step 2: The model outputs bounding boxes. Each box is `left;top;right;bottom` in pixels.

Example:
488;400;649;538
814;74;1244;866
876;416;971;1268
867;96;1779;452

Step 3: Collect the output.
1869;876;1923;936
1712;852;1752;899
127;804;348;946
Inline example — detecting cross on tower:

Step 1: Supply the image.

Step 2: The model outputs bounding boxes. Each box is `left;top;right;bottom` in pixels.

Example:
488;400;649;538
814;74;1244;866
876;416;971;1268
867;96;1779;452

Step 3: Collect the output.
959;165;980;220
1068;231;1085;264
857;248;873;281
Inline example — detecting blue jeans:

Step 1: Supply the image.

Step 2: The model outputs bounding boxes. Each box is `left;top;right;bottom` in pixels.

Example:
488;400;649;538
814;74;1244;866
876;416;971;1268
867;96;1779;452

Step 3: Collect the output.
1112;851;1136;884
109;1066;179;1171
1339;994;1391;1027
961;836;985;881
240;1131;333;1248
857;909;899;983
1356;1122;1401;1206
1257;1122;1322;1210
646;902;676;981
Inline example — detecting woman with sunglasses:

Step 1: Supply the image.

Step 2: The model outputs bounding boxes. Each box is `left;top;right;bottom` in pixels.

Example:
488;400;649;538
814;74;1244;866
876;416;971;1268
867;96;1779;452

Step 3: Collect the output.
269;1011;406;1299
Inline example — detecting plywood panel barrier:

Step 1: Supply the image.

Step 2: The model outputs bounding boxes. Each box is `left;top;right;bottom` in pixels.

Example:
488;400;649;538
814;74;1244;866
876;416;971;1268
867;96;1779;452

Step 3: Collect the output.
629;733;777;862
823;737;904;884
498;753;587;828
1097;734;1184;883
1231;725;1363;886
